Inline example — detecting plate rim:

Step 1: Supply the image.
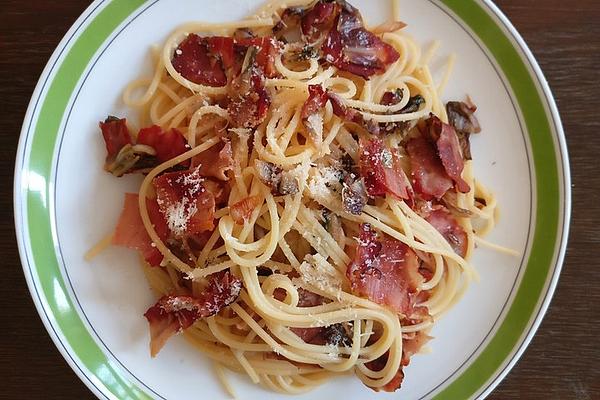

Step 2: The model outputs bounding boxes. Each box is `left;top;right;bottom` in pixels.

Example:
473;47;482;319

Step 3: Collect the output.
13;0;571;399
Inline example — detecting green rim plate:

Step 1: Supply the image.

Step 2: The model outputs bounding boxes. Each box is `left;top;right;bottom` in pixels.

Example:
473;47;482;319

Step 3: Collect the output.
14;1;570;399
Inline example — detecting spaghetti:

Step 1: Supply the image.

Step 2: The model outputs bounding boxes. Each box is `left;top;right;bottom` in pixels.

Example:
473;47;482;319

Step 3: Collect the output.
92;0;501;394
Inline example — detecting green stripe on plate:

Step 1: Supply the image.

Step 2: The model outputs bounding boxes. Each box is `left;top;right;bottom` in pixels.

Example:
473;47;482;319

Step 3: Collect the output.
434;1;560;399
25;0;151;398
20;0;563;399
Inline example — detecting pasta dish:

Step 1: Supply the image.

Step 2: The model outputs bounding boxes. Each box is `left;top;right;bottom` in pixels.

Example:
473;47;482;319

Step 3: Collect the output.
88;0;502;394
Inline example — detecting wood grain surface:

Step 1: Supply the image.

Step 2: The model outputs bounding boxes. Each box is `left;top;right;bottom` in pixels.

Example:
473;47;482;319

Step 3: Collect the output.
1;1;598;399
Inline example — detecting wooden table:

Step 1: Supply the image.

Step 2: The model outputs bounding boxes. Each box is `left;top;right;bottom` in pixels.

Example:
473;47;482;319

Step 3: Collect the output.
1;1;598;399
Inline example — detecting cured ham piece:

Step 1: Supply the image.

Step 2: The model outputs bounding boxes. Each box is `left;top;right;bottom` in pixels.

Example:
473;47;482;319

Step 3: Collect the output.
275;1;400;78
328;91;380;134
321;1;399;79
346;224;422;316
235;37;281;78
173;34;281;84
426;116;470;193
112;193;168;267
144;270;242;356
153;167;215;237
230;195;261;224
364;350;409;392
406;136;453;200
425;208;468;258
99;117;131;159
359;138;412;200
301;84;329;145
227;64;271;129
137;125;188;163
364;330;431;392
192;141;234;181
172;33;228;86
301;0;340;43
100;118;189;176
288;289;326;343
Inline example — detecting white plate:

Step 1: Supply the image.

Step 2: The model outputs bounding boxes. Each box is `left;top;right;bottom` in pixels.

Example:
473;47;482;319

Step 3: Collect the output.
14;0;570;399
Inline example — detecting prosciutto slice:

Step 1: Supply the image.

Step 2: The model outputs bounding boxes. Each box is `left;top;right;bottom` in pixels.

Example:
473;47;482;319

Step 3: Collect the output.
192;140;234;181
322;1;399;78
425;208;468;258
144;271;242;356
406;136;453;200
301;84;329;145
137;125;188;164
112;193;168;267
172;34;228;86
359;138;412;200
426;116;470;193
346;224;422;316
153;167;215;237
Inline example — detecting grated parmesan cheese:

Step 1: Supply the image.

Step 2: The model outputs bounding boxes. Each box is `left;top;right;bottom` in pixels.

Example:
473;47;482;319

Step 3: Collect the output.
298;254;343;295
175;166;204;197
165;197;197;237
308;166;342;198
306;113;323;139
165;296;197;311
